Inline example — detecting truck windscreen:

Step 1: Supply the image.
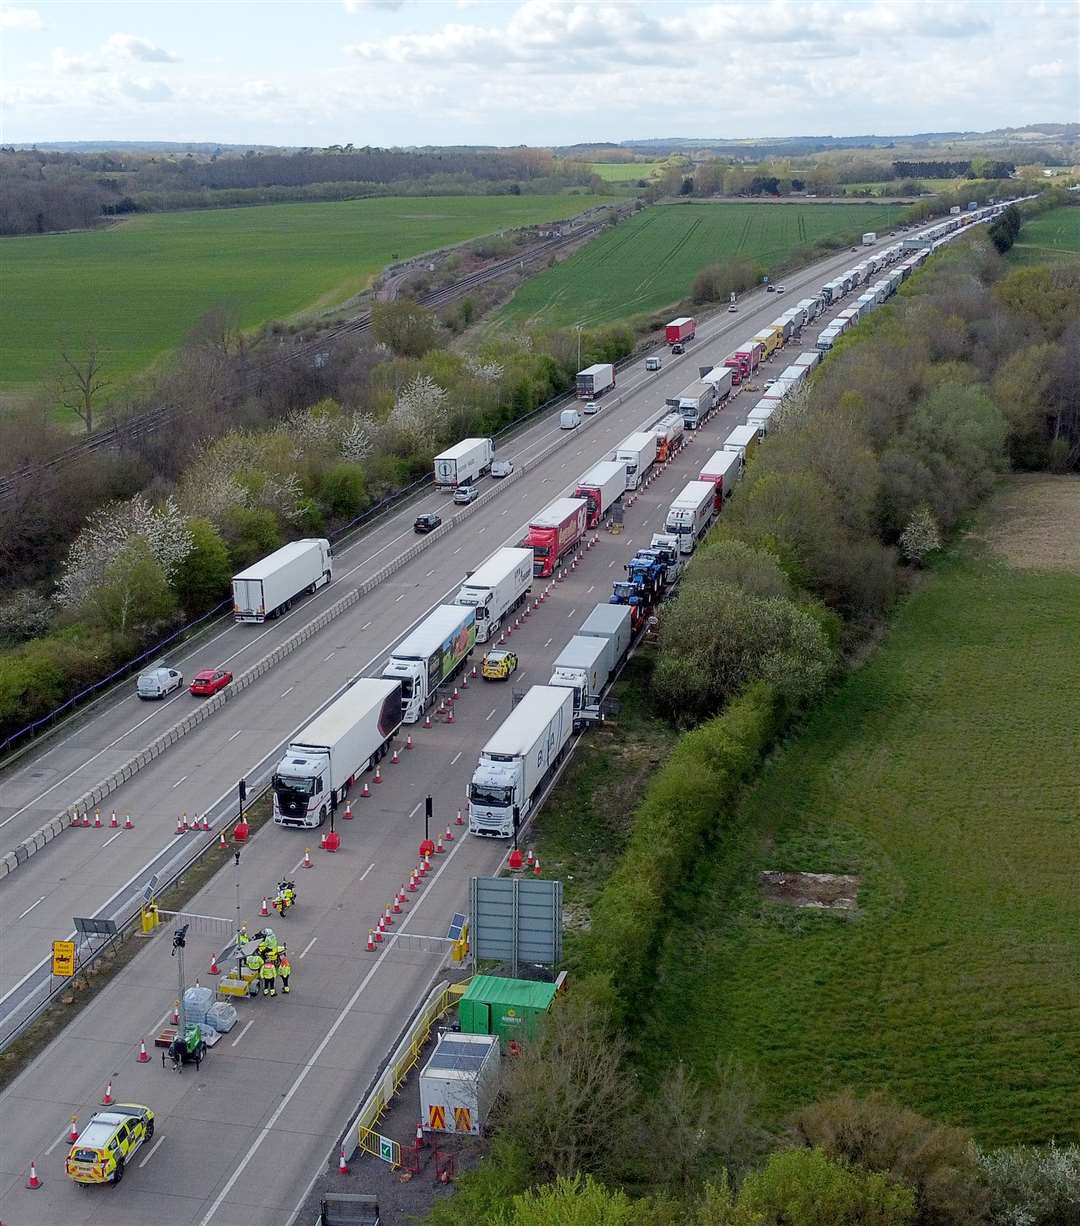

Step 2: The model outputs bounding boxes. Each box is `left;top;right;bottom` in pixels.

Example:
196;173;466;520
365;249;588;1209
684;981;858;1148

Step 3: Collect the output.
470;783;513;807
275;775;314;796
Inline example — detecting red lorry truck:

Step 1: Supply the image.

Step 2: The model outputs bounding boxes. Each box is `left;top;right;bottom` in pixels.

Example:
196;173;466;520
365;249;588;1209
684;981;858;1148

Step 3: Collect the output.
573;461;626;530
523;498;588;577
665;317;696;350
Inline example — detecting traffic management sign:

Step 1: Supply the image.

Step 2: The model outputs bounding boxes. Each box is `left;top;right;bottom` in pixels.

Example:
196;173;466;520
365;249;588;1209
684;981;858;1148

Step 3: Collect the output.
52;940;76;977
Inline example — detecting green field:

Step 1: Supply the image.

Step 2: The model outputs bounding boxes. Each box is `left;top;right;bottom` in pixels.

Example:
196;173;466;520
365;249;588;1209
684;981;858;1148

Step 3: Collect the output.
0;193;614;394
639;483;1080;1144
1008;205;1080;265
496;201;906;330
588;161;666;181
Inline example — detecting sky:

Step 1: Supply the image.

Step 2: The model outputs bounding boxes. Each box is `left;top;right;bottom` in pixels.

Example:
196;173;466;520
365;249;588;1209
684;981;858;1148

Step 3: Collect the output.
1;0;1077;148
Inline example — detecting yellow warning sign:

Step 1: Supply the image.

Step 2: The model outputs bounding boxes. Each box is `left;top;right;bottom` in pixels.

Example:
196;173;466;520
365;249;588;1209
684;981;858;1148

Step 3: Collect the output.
52;940;76;978
453;1106;472;1132
428;1104;446;1131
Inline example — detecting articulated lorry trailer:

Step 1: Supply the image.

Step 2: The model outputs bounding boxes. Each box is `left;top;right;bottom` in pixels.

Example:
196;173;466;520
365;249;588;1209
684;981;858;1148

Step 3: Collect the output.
665;480;716;553
698;449;742;509
468;685;574;837
232;538;333;623
574;460;626;530
614;432;658;490
524;498;588;577
453;547;533;643
653;412;685;463
575;363;615;400
272;679;402;828
666;380;716;430
383;604;477;723
434;438;495;488
665;317;696;347
548;633;616;714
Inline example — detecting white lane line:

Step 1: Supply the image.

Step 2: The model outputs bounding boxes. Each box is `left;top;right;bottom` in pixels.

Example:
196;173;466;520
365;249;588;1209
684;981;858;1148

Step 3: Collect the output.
280;687;294;698
359;862;375;882
450;751;462;766
608;560;616;567
453;547;462;555
425;568;435;577
486;707;497;721
17;895;46;920
567;608;577;618
231;1019;256;1048
544;637;553;647
361;621;372;631
197;831;472;1226
394;594;406;603
45;1124;74;1155
477;526;486;533
298;936;318;959
171;775;188;790
500;509;508;515
408;800;423;819
227;730;243;743
102;830;124;849
323;652;336;662
586;585;594;593
138;1135;167;1169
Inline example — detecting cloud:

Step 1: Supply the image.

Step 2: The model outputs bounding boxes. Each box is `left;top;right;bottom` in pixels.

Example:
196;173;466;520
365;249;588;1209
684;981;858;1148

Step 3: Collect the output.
344;0;405;10
1027;60;1067;80
105;33;180;63
52;48;107;76
117;76;173;103
0;4;42;31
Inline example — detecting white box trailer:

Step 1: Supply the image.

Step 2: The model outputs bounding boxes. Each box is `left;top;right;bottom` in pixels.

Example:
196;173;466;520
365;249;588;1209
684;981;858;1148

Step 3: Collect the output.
548;634;614;711
383;604;477;723
778;364;808;387
232;538;332;624
666;379;716;429
797;296;821;321
863;231;877;245
434;438;495;488
576;362;615;399
793;351;819;371
665;480;716;552
454;547;533;643
724;424;760;462
762;379;796;403
614;431;658;490
698;448;742;505
700;365;733;403
747;404;776;437
420;1032;500;1137
578;603;632;668
272;679;402;828
469;685;574;837
573;460;627;529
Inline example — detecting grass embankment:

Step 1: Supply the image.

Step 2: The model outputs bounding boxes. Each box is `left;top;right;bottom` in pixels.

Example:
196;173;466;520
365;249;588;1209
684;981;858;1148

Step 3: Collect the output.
1008;206;1080;266
0;192;615;397
495;201;906;330
587;162;666;182
637;478;1080;1146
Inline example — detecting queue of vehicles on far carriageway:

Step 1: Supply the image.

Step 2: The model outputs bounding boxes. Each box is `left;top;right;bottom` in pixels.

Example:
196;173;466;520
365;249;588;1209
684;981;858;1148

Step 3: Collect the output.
231;201;1017;849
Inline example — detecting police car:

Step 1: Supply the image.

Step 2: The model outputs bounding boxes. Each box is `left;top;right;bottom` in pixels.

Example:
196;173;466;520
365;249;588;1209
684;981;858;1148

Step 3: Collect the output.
481;649;518;681
66;1103;155;1185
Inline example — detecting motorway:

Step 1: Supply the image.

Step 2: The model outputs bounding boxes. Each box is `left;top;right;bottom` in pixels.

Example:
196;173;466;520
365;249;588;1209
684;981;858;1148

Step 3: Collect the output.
0;234;901;1222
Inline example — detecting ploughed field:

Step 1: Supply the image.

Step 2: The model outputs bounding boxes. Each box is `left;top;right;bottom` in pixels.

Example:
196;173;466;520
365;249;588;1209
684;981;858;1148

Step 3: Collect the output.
1008;205;1080;265
0;192;614;396
638;478;1080;1144
496;201;907;330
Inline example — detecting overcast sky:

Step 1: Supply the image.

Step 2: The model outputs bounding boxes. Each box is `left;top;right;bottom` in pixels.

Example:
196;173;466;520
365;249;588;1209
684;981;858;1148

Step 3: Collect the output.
2;0;1077;147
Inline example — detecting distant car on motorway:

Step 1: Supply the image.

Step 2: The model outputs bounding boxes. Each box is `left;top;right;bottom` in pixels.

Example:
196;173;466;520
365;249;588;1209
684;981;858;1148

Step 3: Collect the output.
766;284;776;293
671;342;685;355
491;459;514;478
190;668;233;697
775;285;786;294
453;485;479;505
645;356;662;371
727;303;738;312
583;400;601;415
482;649;518;681
137;664;183;700
414;512;442;534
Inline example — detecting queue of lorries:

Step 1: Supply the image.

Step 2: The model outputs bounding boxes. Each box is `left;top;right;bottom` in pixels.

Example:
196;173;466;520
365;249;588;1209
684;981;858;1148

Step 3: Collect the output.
248;202;1017;841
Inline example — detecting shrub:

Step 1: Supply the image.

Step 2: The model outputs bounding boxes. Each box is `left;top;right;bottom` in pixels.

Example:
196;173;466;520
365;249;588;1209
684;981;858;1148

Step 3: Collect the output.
172;517;233;615
739;1148;917;1225
220;506;283;570
319;462;368;518
978;1140;1080;1226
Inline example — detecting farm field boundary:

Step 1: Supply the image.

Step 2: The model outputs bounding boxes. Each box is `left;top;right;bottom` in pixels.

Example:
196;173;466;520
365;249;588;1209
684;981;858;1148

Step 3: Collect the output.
1008;204;1080;265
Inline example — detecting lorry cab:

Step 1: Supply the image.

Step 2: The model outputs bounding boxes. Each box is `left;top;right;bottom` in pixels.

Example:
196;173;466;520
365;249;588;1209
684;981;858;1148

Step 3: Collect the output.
272;751;331;825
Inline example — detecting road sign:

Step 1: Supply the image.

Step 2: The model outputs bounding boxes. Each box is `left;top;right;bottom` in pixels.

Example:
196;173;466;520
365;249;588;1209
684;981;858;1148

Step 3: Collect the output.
143;874;159;903
52;940;76;977
428;1104;446;1130
74;917;118;937
378;1135;395;1164
470;876;562;973
453;1106;472;1132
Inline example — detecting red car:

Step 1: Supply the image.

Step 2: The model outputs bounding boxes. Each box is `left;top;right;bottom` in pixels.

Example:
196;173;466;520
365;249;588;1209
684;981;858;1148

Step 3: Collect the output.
190;668;233;697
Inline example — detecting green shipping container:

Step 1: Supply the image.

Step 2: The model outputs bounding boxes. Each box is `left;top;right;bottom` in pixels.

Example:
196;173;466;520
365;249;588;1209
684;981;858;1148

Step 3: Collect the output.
457;975;557;1044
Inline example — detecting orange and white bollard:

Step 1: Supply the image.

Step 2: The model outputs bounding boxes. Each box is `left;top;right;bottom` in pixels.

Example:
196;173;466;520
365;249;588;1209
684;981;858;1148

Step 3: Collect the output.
361;780;370;798
366;930;376;952
26;1159;43;1189
110;810;119;828
445;823;454;843
455;809;465;826
303;848;313;869
137;1039;151;1063
101;1079;114;1106
343;802;353;820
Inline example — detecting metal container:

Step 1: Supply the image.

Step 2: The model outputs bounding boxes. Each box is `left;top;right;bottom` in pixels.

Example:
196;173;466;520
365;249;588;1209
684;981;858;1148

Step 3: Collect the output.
419;1032;500;1136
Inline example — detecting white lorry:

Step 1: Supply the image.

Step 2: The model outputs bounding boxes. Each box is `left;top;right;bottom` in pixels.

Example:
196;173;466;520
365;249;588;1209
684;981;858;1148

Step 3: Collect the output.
272;679;402;828
666;379;715;430
614;431;658;490
747;404;777;437
433;438;495;489
700;365;733;405
548;634;615;714
579;601;632;665
723;424;760;462
665;480;716;553
382;604;477;723
453;548;533;643
575;363;615;400
232;538;333;624
468;685;574;837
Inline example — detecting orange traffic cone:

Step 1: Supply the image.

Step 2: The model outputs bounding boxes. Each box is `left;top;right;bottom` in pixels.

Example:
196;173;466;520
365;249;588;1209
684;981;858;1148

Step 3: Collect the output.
137;1040;151;1063
383;904;394;928
201;814;210;831
456;809;464;826
26;1159;43;1189
445;824;453;842
526;848;534;867
424;854;433;875
125;813;134;829
343;802;353;820
391;748;400;764
424;712;432;728
93;809;102;828
171;1001;179;1025
414;1122;425;1150
176;815;186;834
406;734;414;751
462;673;469;688
361;780;370;798
339;1147;349;1175
392;894;402;914
398;885;407;905
101;1078;114;1106
374;924;383;943
208;953;220;975
533;857;542;877
68;1115;80;1141
452;687;459;702
303;847;313;869
407;871;418;892
366;930;376;952
259;897;270;917
374;766;382;784
81;810;90;827
435;835;445;855
447;707;455;723
218;831;228;848
110;810;118;828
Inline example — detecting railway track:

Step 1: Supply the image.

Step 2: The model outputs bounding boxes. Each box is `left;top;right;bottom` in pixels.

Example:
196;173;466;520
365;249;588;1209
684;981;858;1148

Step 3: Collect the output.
0;222;604;502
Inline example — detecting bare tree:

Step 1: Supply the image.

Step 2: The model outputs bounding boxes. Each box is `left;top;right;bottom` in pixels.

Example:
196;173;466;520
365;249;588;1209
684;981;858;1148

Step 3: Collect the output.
57;341;110;433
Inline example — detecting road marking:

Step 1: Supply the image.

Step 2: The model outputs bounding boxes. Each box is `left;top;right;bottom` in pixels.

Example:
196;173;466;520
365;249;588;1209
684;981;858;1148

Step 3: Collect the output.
567;608;577;618
361;621;372;631
450;750;462;766
298;936;318;959
171;775;188;789
227;729;243;743
425;569;435;577
452;546;462;555
625;538;633;547
102;830;124;849
231;1019;255;1047
323;651;336;661
586;585;594;593
359;862;375;882
500;509;508;515
544;637;553;647
394;593;406;603
608;559;616;567
45;1124;73;1155
408;800;423;819
138;1135;167;1169
17;895;46;920
477;526;486;533
486;707;497;721
280;686;294;698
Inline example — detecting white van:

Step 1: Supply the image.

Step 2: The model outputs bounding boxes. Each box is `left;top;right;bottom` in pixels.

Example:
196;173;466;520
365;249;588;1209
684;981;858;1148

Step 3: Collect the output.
560;409;582;430
137;664;183;699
